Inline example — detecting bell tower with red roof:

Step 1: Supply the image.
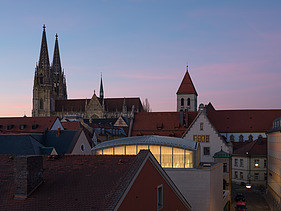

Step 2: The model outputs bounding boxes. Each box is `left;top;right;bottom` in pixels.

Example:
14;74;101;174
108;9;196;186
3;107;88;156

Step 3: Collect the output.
176;65;198;111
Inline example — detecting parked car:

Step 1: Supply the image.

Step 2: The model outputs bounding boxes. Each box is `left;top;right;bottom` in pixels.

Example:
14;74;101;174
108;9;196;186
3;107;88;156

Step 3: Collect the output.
235;201;247;211
235;193;245;202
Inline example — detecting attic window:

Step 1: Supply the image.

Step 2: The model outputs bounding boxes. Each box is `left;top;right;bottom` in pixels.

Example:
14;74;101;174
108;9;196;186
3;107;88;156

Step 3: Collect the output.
19;124;26;130
32;124;39;129
7;125;14;130
157;185;163;210
157;123;163;130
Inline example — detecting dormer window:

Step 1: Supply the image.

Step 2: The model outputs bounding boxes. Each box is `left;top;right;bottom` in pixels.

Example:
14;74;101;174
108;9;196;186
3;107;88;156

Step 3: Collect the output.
32;124;39;129
19;124;26;130
7;125;14;130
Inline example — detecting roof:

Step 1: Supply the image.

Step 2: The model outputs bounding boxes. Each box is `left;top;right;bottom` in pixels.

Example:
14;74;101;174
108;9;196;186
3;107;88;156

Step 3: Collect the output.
55;97;144;113
207;109;281;133
176;70;198;96
213;149;231;158
131;111;198;137
93;135;198;151
0;117;58;134
0;152;149;210
0;135;44;155
233;138;267;155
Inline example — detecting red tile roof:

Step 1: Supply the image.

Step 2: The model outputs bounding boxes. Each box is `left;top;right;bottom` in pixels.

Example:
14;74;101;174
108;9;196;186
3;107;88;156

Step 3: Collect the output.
131;111;198;137
233;138;267;155
61;121;83;130
0;117;58;134
0;152;149;210
207;109;281;133
176;71;198;96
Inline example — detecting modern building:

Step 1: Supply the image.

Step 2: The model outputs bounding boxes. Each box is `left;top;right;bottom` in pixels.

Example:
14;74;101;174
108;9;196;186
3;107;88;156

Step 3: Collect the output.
0;151;191;210
267;117;281;209
32;25;144;119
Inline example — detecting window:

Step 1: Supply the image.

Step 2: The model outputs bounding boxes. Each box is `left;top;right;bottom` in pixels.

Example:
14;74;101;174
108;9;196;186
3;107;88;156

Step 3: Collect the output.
80;144;85;152
223;163;227;172
254;159;259;167
254;173;259;180
202;135;205;142
19;124;25;130
193;135;197;141
264;159;267;168
187;98;190;106
234;159;238;167
198;135;201;142
203;147;210;155
240;159;244;167
239;135;244;142
181;98;184;106
206;135;210;142
234;171;238;179
200;122;203;130
248;135;253;142
40;98;43;110
157;185;163;210
240;172;243;179
230;135;235;142
264;173;267;181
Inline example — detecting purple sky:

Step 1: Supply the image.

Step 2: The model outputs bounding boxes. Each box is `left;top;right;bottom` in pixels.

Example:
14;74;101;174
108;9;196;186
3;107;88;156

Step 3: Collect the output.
0;0;281;117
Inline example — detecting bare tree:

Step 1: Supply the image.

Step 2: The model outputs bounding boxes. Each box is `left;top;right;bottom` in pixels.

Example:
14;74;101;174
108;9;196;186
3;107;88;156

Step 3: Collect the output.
142;98;152;112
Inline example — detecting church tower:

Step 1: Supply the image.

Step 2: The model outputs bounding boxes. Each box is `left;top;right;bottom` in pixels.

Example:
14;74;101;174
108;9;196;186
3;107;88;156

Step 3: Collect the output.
176;65;198;111
32;25;54;117
32;25;67;117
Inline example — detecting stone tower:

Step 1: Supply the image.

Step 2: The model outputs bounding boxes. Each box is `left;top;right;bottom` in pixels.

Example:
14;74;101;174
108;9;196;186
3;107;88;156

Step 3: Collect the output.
32;25;67;117
176;65;198;112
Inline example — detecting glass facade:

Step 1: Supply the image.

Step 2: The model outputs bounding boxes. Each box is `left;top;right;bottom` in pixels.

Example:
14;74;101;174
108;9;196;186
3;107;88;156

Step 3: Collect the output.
95;144;194;168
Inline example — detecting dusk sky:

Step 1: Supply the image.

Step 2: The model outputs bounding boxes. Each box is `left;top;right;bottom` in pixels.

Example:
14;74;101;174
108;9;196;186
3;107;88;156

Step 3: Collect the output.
1;0;281;117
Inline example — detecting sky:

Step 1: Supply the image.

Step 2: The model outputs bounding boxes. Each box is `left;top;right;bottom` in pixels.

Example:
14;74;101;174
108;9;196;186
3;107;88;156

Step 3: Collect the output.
0;0;281;117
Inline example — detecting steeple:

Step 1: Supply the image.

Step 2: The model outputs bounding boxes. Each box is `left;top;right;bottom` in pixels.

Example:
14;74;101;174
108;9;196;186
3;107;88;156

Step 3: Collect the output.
176;65;198;96
100;73;104;101
52;33;61;74
38;24;50;70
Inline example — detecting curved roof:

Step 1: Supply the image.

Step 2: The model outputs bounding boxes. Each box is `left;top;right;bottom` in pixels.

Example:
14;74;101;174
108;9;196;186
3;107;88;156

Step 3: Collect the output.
213;149;231;158
92;135;198;151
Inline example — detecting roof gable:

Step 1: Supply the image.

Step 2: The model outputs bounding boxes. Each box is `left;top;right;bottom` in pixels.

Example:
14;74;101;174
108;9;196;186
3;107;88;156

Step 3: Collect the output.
176;70;198;96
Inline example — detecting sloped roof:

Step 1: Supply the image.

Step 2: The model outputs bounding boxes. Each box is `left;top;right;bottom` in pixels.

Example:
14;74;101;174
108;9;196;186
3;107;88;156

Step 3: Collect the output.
0;152;150;210
233;138;267;155
208;109;281;133
0;135;44;155
176;71;198;96
131;111;198;137
213;149;231;158
0;117;58;134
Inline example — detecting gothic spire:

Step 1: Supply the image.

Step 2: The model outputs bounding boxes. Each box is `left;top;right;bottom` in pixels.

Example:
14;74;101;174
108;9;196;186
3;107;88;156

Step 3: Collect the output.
38;24;50;69
52;33;62;74
100;73;104;101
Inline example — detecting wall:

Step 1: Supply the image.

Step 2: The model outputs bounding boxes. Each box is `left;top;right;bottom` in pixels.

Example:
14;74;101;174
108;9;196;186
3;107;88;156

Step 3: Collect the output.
71;131;92;155
166;163;226;211
118;159;190;211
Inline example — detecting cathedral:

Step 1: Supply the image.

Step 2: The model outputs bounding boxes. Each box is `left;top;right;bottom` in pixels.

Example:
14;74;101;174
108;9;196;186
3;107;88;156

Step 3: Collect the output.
32;25;143;118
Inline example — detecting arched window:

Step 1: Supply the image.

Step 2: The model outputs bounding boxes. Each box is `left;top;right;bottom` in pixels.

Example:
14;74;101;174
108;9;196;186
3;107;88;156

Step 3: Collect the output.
40;98;43;110
187;98;190;106
239;135;244;142
248;135;253;142
181;98;184;106
230;135;235;142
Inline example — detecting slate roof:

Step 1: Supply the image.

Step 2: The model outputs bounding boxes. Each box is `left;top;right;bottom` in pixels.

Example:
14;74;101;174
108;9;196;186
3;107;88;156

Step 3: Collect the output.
0;135;44;155
207;109;281;133
0;151;150;210
0;117;58;134
233;138;267;155
131;111;198;137
55;97;143;113
176;70;198;96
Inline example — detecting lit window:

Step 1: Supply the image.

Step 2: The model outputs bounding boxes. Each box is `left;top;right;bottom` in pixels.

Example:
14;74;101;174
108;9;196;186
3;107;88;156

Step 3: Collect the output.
203;147;210;155
161;146;172;168
240;159;244;167
157;185;163;210
198;135;201;142
137;145;148;153
254;159;259;167
114;146;125;155
149;145;160;163
200;123;203;130
202;135;205;142
103;147;113;155
126;145;136;155
193;135;197;141
173;147;184;168
206;135;210;142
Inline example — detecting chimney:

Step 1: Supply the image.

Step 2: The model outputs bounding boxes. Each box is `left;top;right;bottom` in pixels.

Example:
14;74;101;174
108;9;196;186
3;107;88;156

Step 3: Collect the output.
184;109;189;127
14;156;43;199
58;127;61;135
180;110;184;126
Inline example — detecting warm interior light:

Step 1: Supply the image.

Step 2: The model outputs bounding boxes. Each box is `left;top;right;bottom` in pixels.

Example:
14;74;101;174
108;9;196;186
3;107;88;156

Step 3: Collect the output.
255;163;259;167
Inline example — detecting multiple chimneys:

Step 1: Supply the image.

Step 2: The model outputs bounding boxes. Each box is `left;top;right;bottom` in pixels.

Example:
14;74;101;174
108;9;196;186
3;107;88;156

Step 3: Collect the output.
14;156;43;199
